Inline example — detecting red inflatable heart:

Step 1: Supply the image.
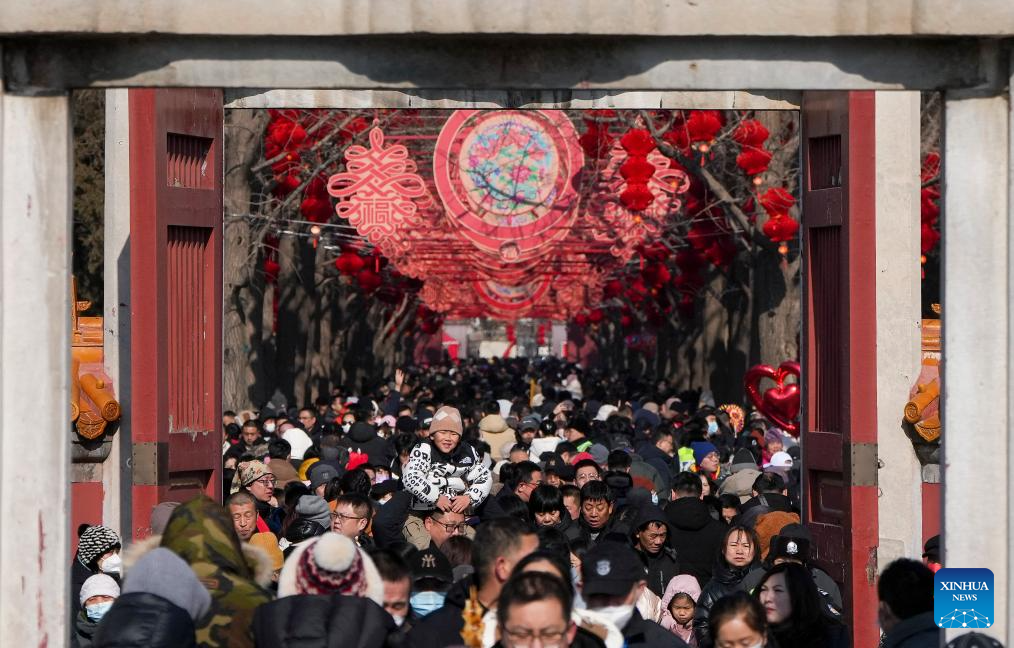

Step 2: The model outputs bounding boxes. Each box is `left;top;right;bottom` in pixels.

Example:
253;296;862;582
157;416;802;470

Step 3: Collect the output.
744;361;801;436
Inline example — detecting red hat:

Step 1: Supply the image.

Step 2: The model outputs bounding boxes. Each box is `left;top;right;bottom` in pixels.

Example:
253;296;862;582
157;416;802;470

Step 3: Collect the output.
570;451;595;465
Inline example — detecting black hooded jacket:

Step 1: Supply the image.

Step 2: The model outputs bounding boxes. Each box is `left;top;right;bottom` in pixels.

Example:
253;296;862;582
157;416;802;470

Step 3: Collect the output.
341;422;396;467
92;592;197;648
629;504;680;597
664;496;727;583
252;593;395;648
405;576;475;648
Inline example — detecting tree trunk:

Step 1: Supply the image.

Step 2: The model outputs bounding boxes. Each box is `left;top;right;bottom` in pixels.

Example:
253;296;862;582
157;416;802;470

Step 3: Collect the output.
223;109;270;411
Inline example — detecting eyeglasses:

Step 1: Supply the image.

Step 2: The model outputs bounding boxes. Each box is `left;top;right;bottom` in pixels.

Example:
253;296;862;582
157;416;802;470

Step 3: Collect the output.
431;519;468;534
331;512;366;523
253;477;276;487
503;625;570;648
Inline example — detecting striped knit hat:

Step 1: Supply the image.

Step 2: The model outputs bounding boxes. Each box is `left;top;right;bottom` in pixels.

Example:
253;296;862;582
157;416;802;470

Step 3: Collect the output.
77;525;121;568
294;533;368;596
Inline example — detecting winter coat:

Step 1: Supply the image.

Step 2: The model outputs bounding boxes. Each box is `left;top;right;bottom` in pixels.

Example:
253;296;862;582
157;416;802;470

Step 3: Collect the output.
159;496;274;648
664;497;727;584
740;563;843;616
660;575;702;646
70;558;98;625
716;468;761;504
341;422;396;468
735;492;794;529
629;504;681;597
478;415;514;461
769;616;850;648
620;609;690;648
693;560;762;647
72;610;99;648
252;593;395;648
92;592;198;648
882;612;941;648
635;443;677;494
404;576;474;648
403;439;492;511
553;511;590;545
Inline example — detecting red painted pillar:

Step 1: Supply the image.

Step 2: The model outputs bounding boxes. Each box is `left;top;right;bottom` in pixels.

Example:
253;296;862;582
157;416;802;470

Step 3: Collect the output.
129;89;224;538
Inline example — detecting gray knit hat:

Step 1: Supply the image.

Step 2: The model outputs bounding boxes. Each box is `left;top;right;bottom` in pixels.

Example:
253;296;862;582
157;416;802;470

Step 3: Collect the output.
123;547;212;622
296;495;333;531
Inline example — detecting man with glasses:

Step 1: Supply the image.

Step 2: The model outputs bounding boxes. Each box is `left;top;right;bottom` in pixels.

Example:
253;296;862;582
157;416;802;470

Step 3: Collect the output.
497;572;577;648
423;509;469;550
331;493;374;546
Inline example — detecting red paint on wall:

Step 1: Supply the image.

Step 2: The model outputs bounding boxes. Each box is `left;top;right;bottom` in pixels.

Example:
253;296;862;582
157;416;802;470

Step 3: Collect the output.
71;481;105;556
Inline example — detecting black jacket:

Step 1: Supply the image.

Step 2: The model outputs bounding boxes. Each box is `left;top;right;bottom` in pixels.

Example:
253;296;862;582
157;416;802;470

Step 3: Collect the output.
92;592;197;648
552;511;590;545
629;504;680;597
693;560;762;647
882;612;941;648
736;492;794;528
70;559;95;624
741;563;844;615
635;442;676;493
622;609;690;648
405;577;476;648
341;422;396;468
664;497;727;584
252;593;395;648
72;610;99;648
770;617;850;648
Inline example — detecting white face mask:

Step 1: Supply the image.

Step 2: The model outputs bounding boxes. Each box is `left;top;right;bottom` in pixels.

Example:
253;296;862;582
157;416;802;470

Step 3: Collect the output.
99;553;122;575
342;423;352;433
264;422;276;433
593;604;635;630
391;614;406;627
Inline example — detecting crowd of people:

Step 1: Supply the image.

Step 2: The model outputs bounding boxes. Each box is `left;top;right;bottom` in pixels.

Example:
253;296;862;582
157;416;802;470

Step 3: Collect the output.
70;358;948;648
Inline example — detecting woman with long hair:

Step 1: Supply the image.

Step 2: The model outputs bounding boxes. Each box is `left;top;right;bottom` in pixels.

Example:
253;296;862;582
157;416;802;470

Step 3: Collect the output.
693;525;763;646
755;562;849;648
708;591;773;648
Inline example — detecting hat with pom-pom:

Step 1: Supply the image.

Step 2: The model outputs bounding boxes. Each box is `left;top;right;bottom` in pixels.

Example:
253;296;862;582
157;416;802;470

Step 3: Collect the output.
277;532;384;604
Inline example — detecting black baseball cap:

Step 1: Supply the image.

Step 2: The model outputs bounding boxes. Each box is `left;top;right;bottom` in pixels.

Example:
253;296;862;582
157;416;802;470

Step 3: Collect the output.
520;416;540;432
410;544;453;585
580;542;646;597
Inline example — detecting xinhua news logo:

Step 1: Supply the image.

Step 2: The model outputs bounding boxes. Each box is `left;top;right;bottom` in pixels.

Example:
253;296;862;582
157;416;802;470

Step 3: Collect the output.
935;568;994;629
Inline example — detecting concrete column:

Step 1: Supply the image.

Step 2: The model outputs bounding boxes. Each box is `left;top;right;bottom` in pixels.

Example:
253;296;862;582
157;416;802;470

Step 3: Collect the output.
874;91;924;569
0;90;73;644
102;89;133;538
942;89;1010;642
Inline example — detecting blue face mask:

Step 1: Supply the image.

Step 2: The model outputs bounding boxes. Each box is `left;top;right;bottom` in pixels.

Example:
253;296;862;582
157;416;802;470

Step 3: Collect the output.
707;420;719;435
410;590;447;617
85;601;114;622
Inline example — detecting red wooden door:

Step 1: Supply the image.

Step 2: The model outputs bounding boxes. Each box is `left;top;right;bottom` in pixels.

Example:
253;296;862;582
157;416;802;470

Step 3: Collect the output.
129;89;224;536
800;91;879;647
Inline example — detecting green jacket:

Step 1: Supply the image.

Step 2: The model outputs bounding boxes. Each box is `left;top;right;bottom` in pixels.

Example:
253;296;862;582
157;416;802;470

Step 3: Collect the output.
161;497;272;648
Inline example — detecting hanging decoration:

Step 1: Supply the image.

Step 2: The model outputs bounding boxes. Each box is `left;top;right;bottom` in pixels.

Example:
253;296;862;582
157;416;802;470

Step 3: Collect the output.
744;361;801;436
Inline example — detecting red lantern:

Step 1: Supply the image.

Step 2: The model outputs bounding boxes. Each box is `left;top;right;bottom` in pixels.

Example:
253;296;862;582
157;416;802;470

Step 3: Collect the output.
300;196;333;223
686;110;724;144
620;184;654;211
356;269;382;293
272;173;301;198
263;258;280;283
579;123;613;160
603;279;624;299
732;119;769;147
762;214;800;243
620;158;656;183
335;251;366;276
619;129;655;157
573;313;589;327
642;262;671;287
736;148;773;176
588;308;605;324
759;187;796;216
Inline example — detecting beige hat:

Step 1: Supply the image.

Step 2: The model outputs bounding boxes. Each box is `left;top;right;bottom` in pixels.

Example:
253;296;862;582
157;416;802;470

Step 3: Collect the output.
430;405;463;435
